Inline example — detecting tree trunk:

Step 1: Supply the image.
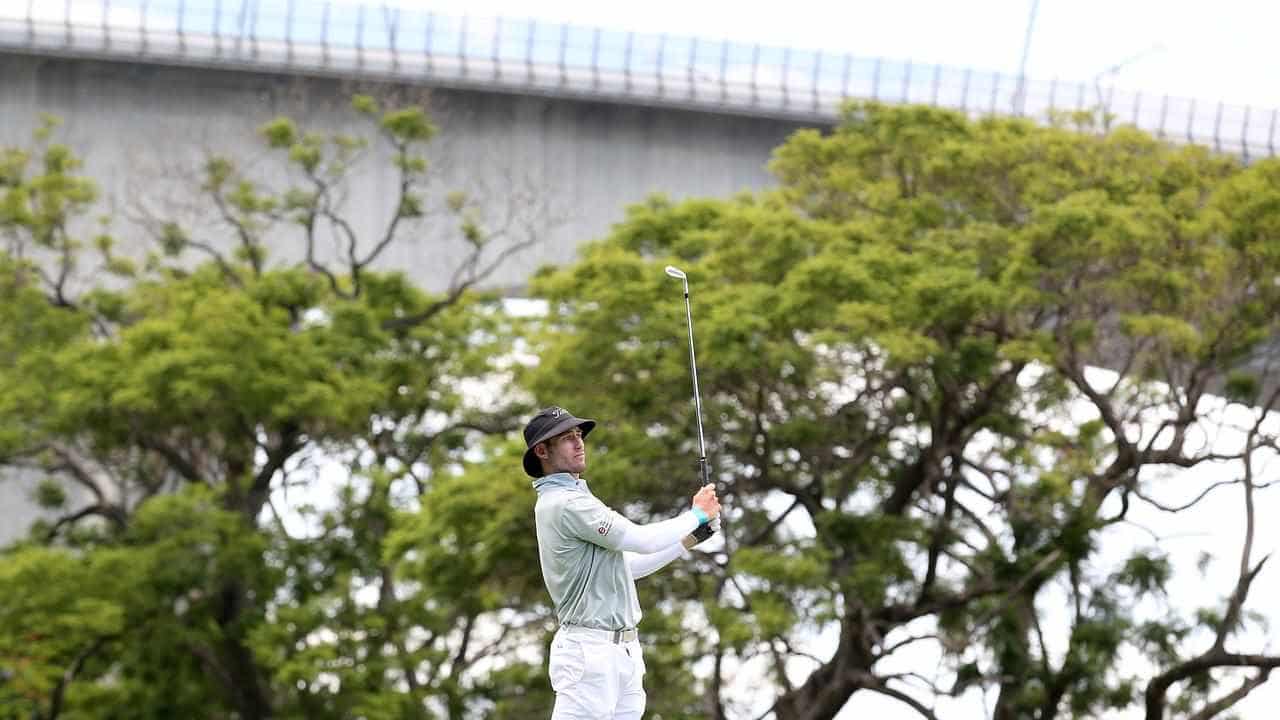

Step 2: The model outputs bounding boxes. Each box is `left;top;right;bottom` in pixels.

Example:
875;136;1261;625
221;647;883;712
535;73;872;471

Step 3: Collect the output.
222;631;275;719
773;615;875;720
215;581;274;718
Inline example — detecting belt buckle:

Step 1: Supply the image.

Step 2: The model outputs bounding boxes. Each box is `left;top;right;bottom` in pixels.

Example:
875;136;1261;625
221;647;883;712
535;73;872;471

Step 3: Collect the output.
613;628;637;643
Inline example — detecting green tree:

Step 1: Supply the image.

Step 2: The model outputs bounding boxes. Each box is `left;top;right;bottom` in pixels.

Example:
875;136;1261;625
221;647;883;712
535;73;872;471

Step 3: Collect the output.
0;97;545;719
524;103;1280;720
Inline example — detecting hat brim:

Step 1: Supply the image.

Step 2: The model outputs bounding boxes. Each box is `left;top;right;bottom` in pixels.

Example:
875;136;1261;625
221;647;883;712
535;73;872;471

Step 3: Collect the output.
523;417;596;478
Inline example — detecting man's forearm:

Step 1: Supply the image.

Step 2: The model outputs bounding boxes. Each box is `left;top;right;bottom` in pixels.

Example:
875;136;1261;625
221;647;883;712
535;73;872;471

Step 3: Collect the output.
613;511;702;554
625;542;688;579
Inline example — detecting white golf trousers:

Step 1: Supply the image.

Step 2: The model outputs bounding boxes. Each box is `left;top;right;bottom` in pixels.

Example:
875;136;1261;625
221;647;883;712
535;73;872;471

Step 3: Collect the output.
549;626;646;719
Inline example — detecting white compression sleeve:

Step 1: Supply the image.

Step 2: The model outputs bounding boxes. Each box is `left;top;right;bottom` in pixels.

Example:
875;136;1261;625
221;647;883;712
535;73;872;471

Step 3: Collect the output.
612;511;701;554
626;543;688;580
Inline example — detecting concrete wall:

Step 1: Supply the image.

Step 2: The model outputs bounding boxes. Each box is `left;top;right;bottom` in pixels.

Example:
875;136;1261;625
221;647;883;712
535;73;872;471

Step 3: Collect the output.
0;52;820;292
0;51;822;543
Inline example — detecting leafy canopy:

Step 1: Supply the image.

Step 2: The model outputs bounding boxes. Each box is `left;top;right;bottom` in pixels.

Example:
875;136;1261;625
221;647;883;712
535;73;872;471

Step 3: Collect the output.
525;102;1280;720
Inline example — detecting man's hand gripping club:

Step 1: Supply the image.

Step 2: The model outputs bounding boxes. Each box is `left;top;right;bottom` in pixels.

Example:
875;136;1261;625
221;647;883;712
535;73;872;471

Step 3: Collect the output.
683;483;721;549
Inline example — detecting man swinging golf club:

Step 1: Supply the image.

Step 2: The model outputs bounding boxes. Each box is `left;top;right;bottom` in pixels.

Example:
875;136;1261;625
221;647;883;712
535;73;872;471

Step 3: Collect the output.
525;405;719;719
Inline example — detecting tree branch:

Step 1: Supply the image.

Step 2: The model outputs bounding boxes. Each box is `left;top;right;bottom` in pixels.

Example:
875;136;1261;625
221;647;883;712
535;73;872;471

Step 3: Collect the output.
1146;652;1280;719
45;502;127;540
856;671;941;720
47;634;115;720
1186;668;1272;720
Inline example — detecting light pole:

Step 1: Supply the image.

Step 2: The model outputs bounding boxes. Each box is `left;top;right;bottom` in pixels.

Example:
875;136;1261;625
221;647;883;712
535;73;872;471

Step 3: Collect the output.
1013;0;1041;116
1092;44;1164;123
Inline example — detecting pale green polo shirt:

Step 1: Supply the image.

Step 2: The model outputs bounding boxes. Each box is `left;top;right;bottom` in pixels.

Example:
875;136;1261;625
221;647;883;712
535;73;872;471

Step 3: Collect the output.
532;473;641;631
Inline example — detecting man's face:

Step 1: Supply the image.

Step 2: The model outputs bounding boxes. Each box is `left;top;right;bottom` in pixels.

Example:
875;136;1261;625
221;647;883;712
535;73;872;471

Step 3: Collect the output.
537;426;586;476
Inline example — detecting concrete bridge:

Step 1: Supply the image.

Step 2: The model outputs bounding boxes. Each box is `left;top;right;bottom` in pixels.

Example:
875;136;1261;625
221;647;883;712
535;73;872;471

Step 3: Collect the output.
1;0;1277;542
3;3;1277;292
3;2;1277;288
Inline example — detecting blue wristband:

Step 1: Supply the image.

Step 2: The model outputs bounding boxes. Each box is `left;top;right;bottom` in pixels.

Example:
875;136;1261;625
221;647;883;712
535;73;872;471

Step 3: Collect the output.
691;508;709;525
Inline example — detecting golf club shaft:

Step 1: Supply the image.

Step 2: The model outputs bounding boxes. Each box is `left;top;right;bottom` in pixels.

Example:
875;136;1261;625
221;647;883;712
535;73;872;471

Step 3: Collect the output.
680;282;711;487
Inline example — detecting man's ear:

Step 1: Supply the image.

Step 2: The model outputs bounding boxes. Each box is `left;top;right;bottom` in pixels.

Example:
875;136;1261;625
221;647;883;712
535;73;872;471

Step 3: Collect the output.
534;443;548;461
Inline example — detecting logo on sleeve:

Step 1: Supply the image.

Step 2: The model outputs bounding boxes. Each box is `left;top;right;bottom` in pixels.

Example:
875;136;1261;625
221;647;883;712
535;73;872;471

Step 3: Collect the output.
596;517;614;536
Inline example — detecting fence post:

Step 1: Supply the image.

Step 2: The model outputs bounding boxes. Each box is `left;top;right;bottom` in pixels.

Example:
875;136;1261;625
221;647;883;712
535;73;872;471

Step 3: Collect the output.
656;33;667;98
591;27;600;91
285;0;294;65
812;51;821;113
385;4;398;73
558;23;569;88
624;31;633;93
355;3;364;69
424;12;434;76
249;0;259;60
691;37;701;101
139;0;148;56
750;43;760;106
321;0;330;67
493;17;503;82
719;40;729;104
1269;108;1277;157
1212;100;1223;153
523;18;533;84
1241;106;1251;162
841;53;852;101
177;0;186;54
460;15;470;79
781;47;790;109
235;0;247;57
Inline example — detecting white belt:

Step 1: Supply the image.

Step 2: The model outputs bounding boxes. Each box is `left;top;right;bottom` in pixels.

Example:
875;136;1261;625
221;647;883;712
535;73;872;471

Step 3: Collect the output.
560;624;639;644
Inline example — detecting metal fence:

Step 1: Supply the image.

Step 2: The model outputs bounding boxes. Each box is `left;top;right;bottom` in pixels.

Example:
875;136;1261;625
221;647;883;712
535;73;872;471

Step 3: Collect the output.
2;0;1276;160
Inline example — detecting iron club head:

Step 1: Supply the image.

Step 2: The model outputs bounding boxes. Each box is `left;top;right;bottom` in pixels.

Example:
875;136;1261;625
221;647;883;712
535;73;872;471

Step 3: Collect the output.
664;265;687;280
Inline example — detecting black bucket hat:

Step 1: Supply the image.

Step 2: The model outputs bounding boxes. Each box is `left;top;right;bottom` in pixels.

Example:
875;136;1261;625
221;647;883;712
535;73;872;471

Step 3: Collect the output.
522;406;596;478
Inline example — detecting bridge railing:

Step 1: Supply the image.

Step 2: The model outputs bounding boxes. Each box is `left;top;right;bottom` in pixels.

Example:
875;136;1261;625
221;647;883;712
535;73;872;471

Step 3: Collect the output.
2;0;1276;160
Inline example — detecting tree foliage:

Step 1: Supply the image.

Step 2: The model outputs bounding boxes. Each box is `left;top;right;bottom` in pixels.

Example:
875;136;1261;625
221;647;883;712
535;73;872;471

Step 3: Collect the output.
524;103;1280;719
4;95;1280;720
0;96;547;720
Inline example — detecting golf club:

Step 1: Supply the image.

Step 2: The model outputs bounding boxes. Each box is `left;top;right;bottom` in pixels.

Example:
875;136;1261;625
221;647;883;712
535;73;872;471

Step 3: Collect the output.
665;265;711;489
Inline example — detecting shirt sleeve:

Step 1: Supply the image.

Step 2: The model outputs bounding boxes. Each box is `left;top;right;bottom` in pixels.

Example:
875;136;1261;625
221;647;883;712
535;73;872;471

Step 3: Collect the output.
611;512;700;553
559;494;629;551
626;543;688;580
560;495;703;554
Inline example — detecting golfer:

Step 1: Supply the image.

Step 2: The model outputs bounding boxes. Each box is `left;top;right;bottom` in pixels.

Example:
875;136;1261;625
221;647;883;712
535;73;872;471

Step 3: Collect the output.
524;405;720;719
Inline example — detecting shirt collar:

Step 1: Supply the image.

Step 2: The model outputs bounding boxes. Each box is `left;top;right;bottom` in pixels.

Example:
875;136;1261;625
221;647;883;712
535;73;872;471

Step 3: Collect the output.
532;472;586;495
